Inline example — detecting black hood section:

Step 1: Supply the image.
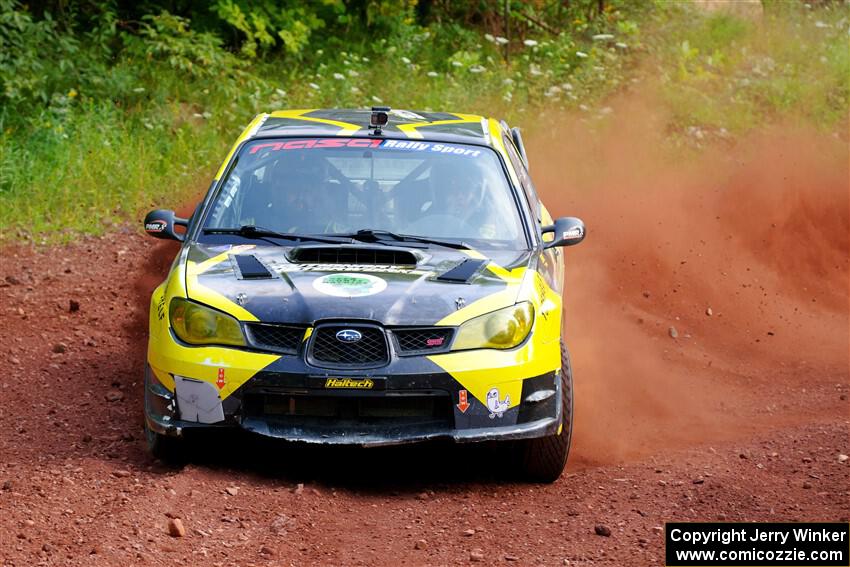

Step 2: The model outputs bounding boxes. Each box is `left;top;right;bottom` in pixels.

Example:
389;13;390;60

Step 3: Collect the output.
186;243;533;326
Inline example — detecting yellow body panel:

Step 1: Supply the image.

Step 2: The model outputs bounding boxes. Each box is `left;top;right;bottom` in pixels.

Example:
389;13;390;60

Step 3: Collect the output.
185;245;258;321
428;257;563;409
147;249;278;398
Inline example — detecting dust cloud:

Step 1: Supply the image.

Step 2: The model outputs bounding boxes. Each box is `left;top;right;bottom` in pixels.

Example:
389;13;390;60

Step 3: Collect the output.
527;94;849;465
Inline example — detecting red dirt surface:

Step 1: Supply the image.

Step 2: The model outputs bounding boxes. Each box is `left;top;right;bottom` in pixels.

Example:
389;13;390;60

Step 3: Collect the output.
1;115;848;566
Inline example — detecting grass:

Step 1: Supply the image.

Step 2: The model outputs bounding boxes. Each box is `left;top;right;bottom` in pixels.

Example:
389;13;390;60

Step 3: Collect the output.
651;2;849;144
0;2;847;243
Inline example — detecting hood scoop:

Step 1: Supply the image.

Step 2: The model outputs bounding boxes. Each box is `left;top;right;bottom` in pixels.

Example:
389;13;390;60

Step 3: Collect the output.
288;245;418;267
231;254;274;279
434;258;488;283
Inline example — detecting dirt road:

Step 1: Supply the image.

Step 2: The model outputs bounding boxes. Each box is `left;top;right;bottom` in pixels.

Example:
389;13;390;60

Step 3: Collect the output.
1;116;847;566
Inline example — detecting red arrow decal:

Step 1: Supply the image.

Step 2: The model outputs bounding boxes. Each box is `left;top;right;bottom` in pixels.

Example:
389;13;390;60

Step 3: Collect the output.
216;368;226;390
457;390;470;413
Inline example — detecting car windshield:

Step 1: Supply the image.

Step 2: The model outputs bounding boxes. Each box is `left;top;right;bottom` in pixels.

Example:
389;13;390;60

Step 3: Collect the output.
201;137;528;249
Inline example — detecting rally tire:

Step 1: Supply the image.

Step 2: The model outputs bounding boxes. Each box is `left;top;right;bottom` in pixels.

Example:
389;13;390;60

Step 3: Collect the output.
144;421;185;465
516;340;573;483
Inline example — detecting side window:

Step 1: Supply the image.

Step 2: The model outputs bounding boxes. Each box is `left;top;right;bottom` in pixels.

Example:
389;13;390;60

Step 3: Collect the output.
502;135;541;222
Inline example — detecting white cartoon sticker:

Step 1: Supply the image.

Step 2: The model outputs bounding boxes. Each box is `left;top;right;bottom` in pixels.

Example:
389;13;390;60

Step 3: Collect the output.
312;273;387;298
486;388;510;419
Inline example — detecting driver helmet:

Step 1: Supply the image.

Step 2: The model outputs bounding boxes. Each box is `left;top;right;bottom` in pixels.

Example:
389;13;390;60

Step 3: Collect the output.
430;160;485;214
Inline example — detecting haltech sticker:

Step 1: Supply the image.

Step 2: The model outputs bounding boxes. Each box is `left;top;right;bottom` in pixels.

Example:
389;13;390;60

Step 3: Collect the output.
325;378;374;389
312;273;387;298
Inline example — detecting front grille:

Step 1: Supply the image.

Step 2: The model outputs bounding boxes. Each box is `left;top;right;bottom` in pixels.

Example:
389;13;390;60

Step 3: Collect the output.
394;328;454;355
245;323;304;354
309;325;389;368
289;246;417;266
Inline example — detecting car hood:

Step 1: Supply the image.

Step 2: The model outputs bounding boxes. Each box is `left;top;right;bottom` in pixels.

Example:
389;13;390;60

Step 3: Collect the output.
184;243;535;326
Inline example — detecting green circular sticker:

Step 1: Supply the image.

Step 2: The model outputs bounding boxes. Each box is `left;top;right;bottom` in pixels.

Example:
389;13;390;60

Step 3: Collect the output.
312;273;387;298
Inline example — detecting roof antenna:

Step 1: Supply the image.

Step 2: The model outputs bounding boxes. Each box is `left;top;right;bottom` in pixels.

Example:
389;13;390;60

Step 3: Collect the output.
369;106;390;135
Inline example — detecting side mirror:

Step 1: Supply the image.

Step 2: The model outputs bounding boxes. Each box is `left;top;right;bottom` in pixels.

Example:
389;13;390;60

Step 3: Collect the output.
144;209;188;242
542;216;586;248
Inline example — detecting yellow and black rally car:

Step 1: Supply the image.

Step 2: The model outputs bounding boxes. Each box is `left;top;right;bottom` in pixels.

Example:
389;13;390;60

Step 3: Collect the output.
143;108;585;481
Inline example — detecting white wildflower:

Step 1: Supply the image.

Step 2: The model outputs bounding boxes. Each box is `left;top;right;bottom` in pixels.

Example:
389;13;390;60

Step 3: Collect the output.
503;91;513;103
309;82;321;90
401;56;411;64
371;96;383;103
592;34;614;41
275;88;287;97
561;82;573;91
451;60;463;67
495;36;509;45
427;71;439;78
523;39;538;47
333;73;345;80
814;20;828;28
132;87;146;93
485;33;495;42
576;51;588;58
469;65;486;73
362;57;370;63
350;86;361;94
503;78;514;85
348;69;359;77
529;64;543;77
615;42;628;49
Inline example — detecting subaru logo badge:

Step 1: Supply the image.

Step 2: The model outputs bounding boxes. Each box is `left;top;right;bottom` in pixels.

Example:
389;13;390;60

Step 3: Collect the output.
336;329;362;343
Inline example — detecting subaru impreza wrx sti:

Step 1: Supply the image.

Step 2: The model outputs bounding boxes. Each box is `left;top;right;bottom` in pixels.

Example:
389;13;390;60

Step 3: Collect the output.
143;108;585;481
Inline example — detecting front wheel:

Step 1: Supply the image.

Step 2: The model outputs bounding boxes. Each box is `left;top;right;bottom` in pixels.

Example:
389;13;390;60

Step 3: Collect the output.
144;420;186;465
515;340;573;482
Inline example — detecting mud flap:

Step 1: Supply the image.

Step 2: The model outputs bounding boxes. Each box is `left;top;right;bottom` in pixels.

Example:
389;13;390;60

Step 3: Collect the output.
174;376;225;424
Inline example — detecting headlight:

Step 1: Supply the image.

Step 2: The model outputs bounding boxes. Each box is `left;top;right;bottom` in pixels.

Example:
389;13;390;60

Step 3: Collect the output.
451;302;534;351
169;297;246;347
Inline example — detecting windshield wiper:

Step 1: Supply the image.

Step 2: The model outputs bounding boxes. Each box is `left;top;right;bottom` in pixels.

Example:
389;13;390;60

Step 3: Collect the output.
204;225;350;244
341;229;471;250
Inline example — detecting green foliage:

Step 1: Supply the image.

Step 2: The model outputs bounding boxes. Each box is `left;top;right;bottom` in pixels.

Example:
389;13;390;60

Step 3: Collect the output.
127;11;241;78
212;1;333;57
0;2;79;107
651;2;850;143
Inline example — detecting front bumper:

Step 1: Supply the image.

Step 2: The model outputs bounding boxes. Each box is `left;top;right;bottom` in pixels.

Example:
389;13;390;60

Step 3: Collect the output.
144;362;562;447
